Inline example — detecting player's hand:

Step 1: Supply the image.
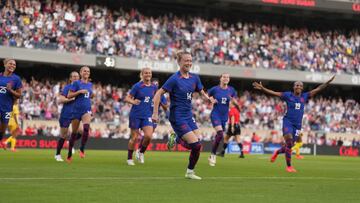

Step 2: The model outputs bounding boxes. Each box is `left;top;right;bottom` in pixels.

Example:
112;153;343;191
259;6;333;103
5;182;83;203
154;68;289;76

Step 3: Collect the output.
252;81;263;90
152;113;158;123
209;97;216;104
6;82;13;91
133;99;141;105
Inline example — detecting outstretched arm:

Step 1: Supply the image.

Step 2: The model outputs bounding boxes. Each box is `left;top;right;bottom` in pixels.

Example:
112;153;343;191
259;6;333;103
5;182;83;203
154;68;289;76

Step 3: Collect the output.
200;89;216;104
309;75;335;97
252;81;282;97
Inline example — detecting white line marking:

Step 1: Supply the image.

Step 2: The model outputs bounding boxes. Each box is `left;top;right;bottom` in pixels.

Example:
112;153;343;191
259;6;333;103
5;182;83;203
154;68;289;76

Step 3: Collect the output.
0;177;359;181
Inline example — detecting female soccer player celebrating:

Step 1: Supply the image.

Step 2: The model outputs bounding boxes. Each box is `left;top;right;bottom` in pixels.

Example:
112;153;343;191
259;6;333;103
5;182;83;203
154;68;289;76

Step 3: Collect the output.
66;66;93;163
207;73;239;166
253;76;335;172
54;71;80;162
0;59;22;149
152;51;215;180
125;67;159;165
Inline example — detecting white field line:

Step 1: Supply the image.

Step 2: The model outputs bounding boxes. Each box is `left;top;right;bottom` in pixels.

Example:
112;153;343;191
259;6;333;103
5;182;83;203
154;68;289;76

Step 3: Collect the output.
0;176;359;181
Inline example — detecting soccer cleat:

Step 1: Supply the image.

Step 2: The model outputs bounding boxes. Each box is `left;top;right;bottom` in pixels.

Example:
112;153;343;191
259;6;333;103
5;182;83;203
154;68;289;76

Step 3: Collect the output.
286;166;297;173
135;149;145;164
167;133;176;150
66;157;72;164
55;155;64;162
239;154;245;158
270;150;279;163
127;159;135;166
79;151;85;158
208;154;216;166
185;171;202;180
296;155;304;159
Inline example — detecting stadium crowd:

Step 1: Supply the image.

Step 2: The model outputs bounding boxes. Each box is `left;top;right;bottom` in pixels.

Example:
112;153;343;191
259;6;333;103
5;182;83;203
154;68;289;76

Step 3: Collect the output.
18;79;360;138
1;0;360;74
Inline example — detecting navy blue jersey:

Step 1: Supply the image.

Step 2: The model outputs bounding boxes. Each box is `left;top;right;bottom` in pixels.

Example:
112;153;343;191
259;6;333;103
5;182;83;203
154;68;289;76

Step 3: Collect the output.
70;80;93;113
162;71;203;121
281;91;310;126
129;81;157;119
208;85;237;120
0;73;22;112
60;84;74;119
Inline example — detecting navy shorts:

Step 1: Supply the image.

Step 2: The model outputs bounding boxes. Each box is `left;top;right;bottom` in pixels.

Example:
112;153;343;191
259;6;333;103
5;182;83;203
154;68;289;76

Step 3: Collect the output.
282;118;301;141
129;117;154;129
170;117;198;138
59;117;72;128
210;115;227;130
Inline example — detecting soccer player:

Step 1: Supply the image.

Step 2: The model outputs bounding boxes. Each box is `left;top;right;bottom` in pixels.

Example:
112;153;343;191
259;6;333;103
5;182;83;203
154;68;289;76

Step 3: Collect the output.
292;132;304;159
3;101;20;151
152;51;215;180
0;59;22;149
66;66;93;163
218;101;245;159
207;73;239;166
54;71;81;162
125;67;160;165
253;76;335;172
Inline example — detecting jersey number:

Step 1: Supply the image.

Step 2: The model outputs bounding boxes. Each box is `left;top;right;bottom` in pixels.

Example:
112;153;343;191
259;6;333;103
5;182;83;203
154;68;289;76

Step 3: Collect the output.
187;92;192;100
144;96;150;103
5;112;11;119
84;92;90;98
221;98;227;104
295;103;301;110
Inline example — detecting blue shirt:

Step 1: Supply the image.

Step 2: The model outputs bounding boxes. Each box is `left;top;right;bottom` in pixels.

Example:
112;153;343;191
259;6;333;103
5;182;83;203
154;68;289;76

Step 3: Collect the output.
60;84;74;119
162;71;203;121
281;91;310;126
0;73;22;112
129;81;158;119
70;80;93;113
208;85;237;120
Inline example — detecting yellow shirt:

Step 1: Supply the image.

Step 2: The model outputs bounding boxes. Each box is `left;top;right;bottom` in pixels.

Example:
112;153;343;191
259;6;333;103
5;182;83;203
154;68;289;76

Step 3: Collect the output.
8;105;20;126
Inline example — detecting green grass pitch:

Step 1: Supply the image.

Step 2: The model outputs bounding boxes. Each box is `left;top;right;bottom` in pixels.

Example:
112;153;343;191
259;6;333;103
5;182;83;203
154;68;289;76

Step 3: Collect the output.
1;149;360;203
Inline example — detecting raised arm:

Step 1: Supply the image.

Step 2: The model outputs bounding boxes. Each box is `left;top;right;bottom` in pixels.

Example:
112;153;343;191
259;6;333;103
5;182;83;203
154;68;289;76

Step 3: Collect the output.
152;88;166;123
309;75;335;97
252;81;282;97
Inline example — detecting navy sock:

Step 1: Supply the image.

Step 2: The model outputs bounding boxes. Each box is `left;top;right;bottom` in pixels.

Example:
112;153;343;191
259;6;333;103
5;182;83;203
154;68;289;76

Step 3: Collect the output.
222;143;228;151
0;131;4;141
67;133;77;158
238;143;243;155
80;124;90;152
188;142;201;170
176;137;191;150
56;138;65;155
211;130;223;154
285;139;293;167
139;145;147;153
76;133;82;140
128;149;134;160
